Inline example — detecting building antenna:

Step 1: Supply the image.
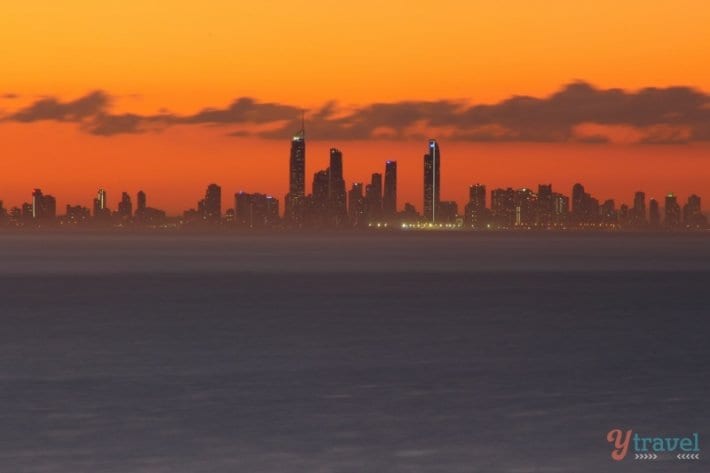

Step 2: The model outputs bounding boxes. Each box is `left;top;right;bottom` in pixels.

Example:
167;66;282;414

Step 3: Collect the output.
301;109;306;138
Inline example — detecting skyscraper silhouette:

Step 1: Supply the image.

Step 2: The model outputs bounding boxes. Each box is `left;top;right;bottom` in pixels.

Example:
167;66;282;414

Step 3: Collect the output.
133;190;166;225
464;184;487;228
491;188;516;228
601;199;617;223
683;194;706;228
134;190;147;223
31;188;56;220
571;183;587;223
93;188;110;221
665;193;681;227
365;173;383;223
514;188;535;226
235;192;279;228
383;160;397;220
309;169;330;226
328;148;347;225
137;191;147;213
202;184;222;223
632;191;646;225
65;205;90;224
348;182;366;227
118;192;133;219
536;184;553;225
31;189;43;219
286;119;306;225
423;140;440;223
649;198;660;226
97;189;107;210
553;193;569;224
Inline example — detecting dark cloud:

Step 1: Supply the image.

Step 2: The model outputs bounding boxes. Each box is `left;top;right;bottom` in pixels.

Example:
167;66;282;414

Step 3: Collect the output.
258;82;710;143
2;82;709;143
257;100;464;140
1;91;172;136
87;113;143;136
10;91;110;122
1;93;301;136
181;97;300;125
86;113;173;136
1;93;19;99
453;83;710;142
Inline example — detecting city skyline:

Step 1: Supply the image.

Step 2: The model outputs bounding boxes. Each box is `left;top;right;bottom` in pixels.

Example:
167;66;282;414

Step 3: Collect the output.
0;122;710;215
3;134;706;231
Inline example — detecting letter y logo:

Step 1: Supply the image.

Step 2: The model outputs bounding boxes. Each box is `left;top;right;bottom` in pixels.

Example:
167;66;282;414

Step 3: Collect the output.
607;428;633;461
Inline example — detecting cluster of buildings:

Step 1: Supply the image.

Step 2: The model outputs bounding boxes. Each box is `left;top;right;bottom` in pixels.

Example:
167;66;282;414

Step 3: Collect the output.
1;188;168;228
0;125;707;231
283;129;403;228
461;183;706;230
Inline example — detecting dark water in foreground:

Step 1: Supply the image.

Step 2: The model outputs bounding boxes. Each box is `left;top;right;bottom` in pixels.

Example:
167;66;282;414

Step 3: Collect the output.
0;233;708;472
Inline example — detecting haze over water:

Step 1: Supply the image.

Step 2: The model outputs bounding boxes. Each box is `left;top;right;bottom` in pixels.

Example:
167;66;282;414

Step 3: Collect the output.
0;233;707;472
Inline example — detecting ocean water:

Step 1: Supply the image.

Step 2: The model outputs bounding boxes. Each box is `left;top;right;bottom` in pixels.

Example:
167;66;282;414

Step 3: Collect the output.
0;233;707;472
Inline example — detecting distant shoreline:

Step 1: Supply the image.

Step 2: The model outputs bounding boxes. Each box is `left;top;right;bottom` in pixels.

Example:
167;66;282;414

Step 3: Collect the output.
0;227;708;237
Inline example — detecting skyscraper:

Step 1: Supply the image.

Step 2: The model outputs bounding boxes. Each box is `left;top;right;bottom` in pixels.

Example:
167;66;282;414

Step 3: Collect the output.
464;183;487;228
93;188;110;221
42;195;56;219
133;191;166;225
683;194;706;228
310;169;330;226
202;184;222;223
348;182;366;227
514;188;536;226
618;204;630;225
234;192;279;228
235;192;252;227
438;201;458;224
664;193;681;227
31;189;44;219
491;188;516;228
328;148;347;225
587;196;600;223
285;121;306;225
552;193;569;224
22;203;33;223
265;195;279;226
537;184;553;225
65;205;90;224
600;199;617;224
649;198;660;226
365;173;383;223
97;188;107;210
31;189;56;221
117;192;133;219
423;139;440;223
571;183;587;223
383;160;397;220
137;191;147;213
632;191;646;226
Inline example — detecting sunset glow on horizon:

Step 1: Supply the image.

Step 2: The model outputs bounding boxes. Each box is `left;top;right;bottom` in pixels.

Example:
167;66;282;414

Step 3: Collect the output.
2;0;710;213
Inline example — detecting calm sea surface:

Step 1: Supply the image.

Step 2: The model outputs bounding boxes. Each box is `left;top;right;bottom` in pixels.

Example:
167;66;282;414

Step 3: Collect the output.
0;233;708;472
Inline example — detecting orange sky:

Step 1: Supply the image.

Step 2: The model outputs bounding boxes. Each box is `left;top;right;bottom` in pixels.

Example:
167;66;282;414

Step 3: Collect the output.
1;1;709;213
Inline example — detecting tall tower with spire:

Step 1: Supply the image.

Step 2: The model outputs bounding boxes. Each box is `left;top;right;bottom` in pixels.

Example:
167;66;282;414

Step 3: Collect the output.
423;139;440;223
285;112;306;225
